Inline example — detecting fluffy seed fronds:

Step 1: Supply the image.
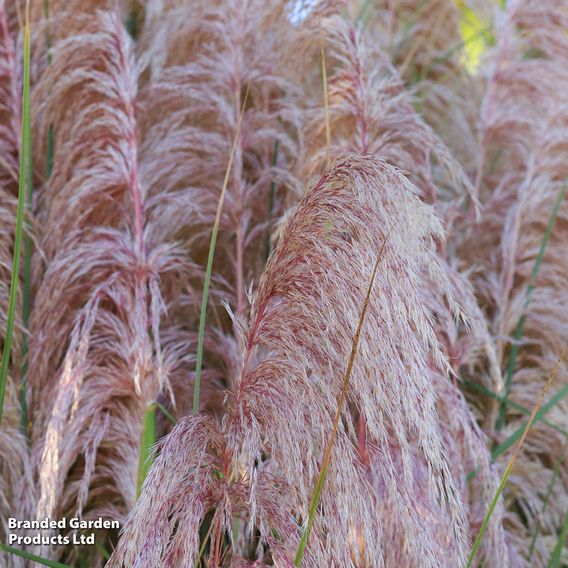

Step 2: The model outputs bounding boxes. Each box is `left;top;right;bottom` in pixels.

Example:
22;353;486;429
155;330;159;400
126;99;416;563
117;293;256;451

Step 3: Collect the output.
457;1;568;563
26;7;187;563
3;1;568;566
110;155;491;567
300;14;476;211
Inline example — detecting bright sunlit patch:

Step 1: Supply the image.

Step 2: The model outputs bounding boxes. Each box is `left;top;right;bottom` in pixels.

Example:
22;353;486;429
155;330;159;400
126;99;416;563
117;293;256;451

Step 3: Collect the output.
288;0;318;24
455;1;494;74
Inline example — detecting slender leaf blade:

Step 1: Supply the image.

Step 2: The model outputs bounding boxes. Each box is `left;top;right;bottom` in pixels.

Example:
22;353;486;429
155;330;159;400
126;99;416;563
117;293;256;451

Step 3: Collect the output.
137;404;157;498
0;544;70;568
0;0;31;424
466;348;566;567
193;84;250;415
497;182;567;430
492;384;568;459
548;507;568;568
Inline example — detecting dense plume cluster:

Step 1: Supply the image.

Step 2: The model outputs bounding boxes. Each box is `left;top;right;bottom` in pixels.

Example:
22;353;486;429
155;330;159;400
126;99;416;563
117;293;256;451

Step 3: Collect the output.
0;0;567;567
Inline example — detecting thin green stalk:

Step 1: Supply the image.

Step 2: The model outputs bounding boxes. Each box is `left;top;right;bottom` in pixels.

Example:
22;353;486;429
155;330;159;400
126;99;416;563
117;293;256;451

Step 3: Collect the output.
466;382;568;483
155;401;176;425
491;383;568;459
0;544;70;568
193;84;249;415
461;378;568;437
20;0;52;437
137;403;157;498
294;227;393;566
390;0;433;61
0;2;31;425
20;0;53;434
528;435;568;559
19;104;32;436
497;182;567;430
417;24;493;82
356;0;372;23
467;472;509;568
548;506;568;568
194;517;215;568
466;348;566;567
95;542;111;561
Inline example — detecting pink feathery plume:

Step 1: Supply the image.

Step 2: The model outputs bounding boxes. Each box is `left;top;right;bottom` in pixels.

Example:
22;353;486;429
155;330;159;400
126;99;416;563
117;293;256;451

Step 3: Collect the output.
295;16;507;563
135;0;303;415
114;154;473;566
25;6;187;563
227;154;470;566
140;0;302;309
300;14;477;212
109;413;305;567
458;0;568;563
296;19;502;397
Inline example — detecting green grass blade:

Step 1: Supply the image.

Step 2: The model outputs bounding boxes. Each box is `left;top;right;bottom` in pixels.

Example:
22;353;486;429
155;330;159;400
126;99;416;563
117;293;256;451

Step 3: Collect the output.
548;506;568;568
294;227;393;566
466;349;565;567
466;382;568;483
0;3;31;425
193;84;249;416
466;463;512;568
20;0;54;435
356;0;372;23
155;401;176;425
137;403;157;498
491;383;568;459
463;379;568;483
44;0;54;179
497;182;567;430
95;542;111;561
19;107;32;436
461;378;568;436
193;216;221;416
390;0;433;61
417;24;493;83
0;544;70;568
194;517;215;568
529;435;568;560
